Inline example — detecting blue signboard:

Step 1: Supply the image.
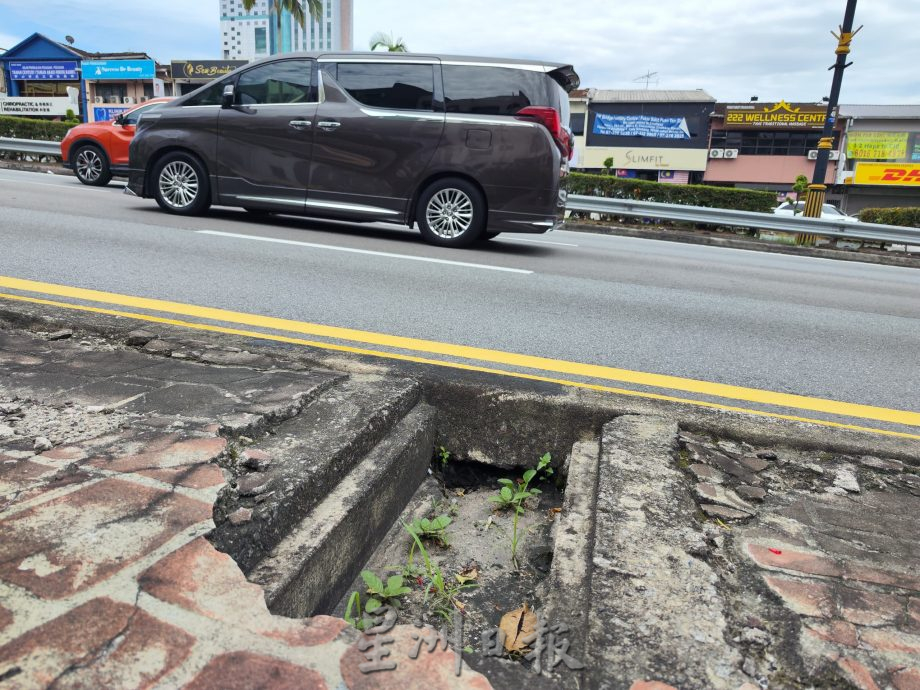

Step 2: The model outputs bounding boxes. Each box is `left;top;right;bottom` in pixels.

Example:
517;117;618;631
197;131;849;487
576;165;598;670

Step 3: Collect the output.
593;113;691;140
93;106;129;121
9;61;79;81
83;59;155;80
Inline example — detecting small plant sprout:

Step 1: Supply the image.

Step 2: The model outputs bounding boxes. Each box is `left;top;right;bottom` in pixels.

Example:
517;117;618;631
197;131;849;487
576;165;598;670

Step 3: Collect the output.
408;514;452;547
403;522;477;622
437;445;451;466
489;452;554;565
344;569;411;628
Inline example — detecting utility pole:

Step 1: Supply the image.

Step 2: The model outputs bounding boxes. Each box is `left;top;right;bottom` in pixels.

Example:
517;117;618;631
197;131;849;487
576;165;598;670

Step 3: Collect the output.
802;0;861;233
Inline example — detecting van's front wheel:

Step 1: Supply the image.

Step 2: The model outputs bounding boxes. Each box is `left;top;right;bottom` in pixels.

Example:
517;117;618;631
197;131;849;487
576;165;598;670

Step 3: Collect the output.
152;152;210;215
417;178;486;248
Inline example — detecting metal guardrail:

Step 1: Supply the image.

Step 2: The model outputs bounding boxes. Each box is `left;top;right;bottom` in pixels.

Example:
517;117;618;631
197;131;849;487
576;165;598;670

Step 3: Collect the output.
0;137;61;157
566;194;920;245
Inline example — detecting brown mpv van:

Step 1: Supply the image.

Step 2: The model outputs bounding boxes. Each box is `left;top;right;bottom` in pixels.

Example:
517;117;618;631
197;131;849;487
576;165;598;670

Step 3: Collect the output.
126;52;579;247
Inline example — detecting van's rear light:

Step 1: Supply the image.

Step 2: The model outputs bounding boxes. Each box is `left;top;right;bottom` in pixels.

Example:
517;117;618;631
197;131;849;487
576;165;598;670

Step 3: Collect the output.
516;106;572;160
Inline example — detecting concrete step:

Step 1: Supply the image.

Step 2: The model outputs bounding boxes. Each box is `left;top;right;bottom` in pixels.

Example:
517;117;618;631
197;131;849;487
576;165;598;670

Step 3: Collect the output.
210;374;423;573
579;415;745;690
251;402;437;618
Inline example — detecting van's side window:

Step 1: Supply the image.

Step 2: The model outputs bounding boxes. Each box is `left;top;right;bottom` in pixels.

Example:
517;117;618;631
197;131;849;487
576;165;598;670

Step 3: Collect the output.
183;78;232;106
335;63;434;111
237;59;316;105
443;66;548;116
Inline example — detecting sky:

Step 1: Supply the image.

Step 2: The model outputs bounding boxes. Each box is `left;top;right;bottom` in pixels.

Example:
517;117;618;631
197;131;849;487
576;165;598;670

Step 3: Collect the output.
1;0;917;103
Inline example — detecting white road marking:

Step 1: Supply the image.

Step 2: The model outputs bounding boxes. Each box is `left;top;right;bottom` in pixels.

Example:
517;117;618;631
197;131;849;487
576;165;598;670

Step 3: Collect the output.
500;236;579;247
196;229;534;274
0;176;124;193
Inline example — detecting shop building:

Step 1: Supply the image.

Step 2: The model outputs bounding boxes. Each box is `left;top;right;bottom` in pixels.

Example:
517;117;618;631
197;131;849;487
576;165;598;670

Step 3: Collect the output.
75;51;168;122
835;104;920;213
0;33;83;120
170;60;248;97
704;100;844;199
570;89;715;183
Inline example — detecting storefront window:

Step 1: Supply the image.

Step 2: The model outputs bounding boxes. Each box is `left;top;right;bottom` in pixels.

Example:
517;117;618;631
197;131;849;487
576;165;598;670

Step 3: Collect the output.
711;130;838;156
22;81;73;97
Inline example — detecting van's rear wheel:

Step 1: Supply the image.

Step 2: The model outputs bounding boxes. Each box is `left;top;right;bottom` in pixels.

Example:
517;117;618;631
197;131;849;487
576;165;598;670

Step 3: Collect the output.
417;178;485;248
152;152;210;215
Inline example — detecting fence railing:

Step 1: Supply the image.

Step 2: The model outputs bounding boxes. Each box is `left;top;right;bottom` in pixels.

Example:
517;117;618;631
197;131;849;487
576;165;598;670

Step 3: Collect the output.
566;194;920;245
0;137;61;157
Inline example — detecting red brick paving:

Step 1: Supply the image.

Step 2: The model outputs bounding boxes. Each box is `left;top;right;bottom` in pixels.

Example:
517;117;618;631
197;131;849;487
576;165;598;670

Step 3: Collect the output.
185;652;328;690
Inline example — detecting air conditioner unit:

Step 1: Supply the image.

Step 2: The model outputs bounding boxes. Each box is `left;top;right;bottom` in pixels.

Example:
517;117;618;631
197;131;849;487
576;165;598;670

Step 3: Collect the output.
807;150;841;161
108;96;120;104
709;148;725;159
723;149;739;159
93;96;104;104
122;97;135;105
139;96;149;103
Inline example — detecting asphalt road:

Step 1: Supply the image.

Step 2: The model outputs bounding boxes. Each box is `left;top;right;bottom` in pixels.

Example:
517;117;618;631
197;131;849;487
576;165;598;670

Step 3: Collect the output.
0;168;918;432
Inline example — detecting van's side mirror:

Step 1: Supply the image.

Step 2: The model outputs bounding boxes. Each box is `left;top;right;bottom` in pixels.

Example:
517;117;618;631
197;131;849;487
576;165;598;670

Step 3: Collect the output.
221;85;235;109
113;114;126;126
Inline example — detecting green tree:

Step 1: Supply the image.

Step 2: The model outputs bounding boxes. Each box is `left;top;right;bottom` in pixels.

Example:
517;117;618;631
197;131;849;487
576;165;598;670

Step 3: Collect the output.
369;31;409;52
602;157;614;175
786;174;809;215
241;0;323;53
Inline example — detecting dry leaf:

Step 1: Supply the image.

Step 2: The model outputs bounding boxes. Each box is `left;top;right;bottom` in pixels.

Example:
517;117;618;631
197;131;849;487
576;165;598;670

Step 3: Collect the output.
547;507;562;521
499;603;538;653
456;566;479;584
454;488;466;497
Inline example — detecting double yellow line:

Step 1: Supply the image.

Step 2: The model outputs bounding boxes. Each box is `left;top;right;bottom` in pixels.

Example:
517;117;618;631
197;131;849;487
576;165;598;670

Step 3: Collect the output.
1;275;918;440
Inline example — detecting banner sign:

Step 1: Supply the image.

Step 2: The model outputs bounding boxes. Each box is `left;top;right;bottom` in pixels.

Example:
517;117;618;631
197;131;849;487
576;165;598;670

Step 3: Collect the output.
593;113;691;139
718;101;827;130
9;61;79;81
171;60;247;80
0;96;78;116
93;106;129;121
846;131;909;160
853;162;920;187
83;59;155;80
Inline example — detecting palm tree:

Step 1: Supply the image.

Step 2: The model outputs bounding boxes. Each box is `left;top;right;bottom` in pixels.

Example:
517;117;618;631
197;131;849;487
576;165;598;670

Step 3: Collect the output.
241;0;323;54
369;31;409;52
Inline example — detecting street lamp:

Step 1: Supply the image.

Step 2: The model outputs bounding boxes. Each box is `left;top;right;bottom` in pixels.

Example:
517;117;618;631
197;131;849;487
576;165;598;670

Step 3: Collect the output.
802;0;862;235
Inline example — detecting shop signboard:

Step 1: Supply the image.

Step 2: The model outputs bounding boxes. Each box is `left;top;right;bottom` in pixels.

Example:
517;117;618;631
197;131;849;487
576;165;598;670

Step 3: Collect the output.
82;59;155;80
8;61;79;81
592;114;691;139
93;106;129;121
717;101;827;130
170;60;247;80
581;146;709;171
0;96;78;116
853;162;920;186
846;131;909;160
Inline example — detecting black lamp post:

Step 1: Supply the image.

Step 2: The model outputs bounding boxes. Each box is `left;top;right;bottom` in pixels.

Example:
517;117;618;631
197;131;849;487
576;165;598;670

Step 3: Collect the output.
802;0;861;229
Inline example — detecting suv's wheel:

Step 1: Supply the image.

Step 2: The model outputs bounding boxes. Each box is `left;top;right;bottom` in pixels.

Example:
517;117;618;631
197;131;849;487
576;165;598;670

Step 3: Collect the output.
73;145;112;186
152;152;210;215
417;178;486;248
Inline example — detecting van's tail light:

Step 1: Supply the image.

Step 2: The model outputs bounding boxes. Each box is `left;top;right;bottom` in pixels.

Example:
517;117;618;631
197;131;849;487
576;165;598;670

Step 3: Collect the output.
515;106;573;160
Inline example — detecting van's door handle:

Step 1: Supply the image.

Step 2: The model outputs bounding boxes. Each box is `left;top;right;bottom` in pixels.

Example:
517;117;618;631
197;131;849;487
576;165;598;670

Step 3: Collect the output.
317;121;341;131
289;120;312;130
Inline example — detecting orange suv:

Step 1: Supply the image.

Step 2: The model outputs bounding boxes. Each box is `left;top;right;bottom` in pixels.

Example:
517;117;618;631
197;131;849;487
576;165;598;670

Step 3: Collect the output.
61;97;172;186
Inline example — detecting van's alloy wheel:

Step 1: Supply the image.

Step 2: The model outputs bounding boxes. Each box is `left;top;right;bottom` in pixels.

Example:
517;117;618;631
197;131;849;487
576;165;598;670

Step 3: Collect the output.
158;161;199;210
151;152;210;215
416;177;486;247
426;188;474;239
